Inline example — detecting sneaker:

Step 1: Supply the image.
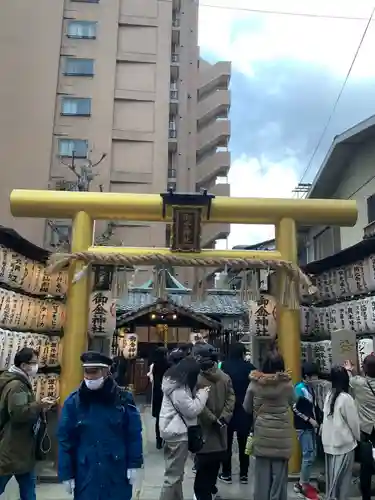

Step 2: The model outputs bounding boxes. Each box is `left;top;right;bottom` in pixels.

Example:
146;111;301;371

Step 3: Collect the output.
218;473;232;484
302;484;319;500
293;483;318;499
293;482;304;495
240;475;248;484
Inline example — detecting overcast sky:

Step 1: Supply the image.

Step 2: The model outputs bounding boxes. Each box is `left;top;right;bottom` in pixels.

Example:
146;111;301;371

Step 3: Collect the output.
198;0;375;248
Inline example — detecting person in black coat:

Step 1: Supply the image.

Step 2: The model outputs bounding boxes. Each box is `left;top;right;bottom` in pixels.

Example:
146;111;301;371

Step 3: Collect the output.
111;355;129;387
150;347;169;449
219;343;256;484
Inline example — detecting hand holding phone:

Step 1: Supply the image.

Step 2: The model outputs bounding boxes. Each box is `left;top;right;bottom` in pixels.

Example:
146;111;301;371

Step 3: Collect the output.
41;396;59;408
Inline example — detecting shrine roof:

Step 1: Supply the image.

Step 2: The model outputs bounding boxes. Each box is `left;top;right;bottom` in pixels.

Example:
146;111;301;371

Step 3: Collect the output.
0;226;50;262
116;289;247;317
117;297;222;329
303;236;375;275
138;270;189;290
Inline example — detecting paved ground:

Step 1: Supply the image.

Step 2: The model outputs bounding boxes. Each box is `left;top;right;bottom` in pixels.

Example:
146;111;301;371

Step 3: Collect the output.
0;405;362;499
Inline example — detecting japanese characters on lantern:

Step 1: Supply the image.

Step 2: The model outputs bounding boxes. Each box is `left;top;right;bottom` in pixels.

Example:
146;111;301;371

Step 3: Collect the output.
123;333;138;359
248;294;277;338
89;290;116;337
0;246;68;297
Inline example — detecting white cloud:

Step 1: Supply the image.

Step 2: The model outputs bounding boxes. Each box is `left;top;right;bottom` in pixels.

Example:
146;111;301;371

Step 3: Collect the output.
216;155;299;249
199;0;375;78
200;0;375;248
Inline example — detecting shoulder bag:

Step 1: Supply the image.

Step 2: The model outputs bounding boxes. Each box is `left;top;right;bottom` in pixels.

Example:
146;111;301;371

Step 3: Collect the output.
168;395;204;453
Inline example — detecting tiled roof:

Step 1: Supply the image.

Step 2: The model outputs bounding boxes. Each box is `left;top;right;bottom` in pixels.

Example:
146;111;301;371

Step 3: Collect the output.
0;226;50;262
303;236;375;274
116;289;247;317
118;298;222;329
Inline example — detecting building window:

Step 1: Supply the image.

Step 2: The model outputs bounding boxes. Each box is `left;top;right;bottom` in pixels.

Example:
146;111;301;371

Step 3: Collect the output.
168;168;176;178
313;226;341;261
166;225;171;246
64;58;94;76
50;224;71;248
167;182;176;191
61;97;91;116
67;21;97;39
169;117;177;138
58;139;88;158
72;0;99;3
367;194;375;224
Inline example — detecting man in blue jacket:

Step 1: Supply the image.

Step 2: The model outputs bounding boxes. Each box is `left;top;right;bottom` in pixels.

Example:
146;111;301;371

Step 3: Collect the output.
293;362;320;499
58;351;143;500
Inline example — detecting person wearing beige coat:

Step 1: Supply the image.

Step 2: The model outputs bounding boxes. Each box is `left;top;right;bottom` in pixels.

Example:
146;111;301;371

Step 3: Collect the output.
243;353;295;500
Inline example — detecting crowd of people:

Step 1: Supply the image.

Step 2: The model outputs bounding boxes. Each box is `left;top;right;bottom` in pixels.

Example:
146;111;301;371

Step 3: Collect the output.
1;342;375;500
150;342;375;500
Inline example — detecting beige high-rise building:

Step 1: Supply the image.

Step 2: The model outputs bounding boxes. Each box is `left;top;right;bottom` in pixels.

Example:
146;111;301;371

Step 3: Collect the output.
0;0;231;286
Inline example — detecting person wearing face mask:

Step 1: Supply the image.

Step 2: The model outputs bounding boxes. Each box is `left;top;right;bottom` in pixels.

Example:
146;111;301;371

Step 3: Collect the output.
0;347;54;500
58;351;143;500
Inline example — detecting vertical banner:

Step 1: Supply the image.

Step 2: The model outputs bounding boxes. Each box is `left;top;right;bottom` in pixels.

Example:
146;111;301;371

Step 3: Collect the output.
89;290;116;338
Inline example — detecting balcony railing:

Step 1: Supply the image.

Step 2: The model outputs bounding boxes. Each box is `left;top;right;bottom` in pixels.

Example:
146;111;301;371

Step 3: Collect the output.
54;180;78;191
364;220;375;239
169;128;177;139
170;89;178;100
171;53;179;63
172;17;180;27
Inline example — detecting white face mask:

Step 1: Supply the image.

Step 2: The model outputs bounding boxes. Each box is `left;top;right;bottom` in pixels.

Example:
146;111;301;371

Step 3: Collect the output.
84;377;104;391
28;364;38;377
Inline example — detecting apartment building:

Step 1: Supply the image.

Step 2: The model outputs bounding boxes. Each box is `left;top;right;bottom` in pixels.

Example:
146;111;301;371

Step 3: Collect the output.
0;0;231;285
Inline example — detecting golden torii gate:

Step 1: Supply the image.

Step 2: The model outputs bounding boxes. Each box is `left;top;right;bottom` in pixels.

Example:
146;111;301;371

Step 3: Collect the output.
10;189;357;471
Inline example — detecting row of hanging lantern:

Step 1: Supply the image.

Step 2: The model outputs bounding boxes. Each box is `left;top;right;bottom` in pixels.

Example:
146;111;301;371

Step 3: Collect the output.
0;240;64;402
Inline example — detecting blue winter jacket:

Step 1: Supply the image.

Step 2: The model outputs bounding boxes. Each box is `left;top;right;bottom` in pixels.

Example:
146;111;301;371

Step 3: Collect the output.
57;384;143;500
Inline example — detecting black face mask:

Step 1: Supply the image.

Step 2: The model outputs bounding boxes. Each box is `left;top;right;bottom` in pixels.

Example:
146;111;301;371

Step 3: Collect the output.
200;359;215;371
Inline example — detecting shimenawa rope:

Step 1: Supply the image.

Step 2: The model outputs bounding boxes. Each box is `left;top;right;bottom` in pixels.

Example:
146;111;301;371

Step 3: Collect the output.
46;251;316;310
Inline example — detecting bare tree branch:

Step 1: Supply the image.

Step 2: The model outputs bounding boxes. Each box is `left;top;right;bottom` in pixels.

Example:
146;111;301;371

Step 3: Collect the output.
50;150;111;250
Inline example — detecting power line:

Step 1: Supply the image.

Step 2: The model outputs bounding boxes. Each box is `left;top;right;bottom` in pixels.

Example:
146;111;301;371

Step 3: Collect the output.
199;2;372;21
298;5;375;185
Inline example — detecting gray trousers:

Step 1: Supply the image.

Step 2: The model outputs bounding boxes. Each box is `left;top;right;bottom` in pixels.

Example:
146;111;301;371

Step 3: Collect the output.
159;440;189;500
325;450;355;500
254;457;288;500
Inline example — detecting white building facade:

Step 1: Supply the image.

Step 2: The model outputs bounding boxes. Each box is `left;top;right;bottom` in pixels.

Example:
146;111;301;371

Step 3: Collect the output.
301;115;375;264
